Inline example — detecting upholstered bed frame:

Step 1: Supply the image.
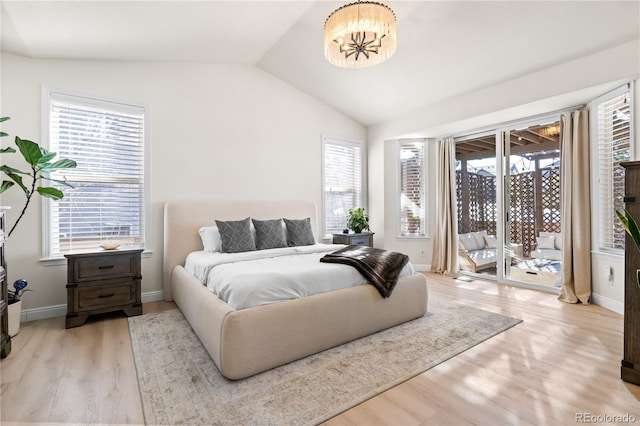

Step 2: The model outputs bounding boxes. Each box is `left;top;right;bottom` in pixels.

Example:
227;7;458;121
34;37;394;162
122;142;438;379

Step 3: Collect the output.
163;200;428;380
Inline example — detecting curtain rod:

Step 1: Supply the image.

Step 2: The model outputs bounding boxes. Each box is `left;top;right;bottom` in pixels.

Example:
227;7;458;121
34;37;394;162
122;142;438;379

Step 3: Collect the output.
451;104;586;143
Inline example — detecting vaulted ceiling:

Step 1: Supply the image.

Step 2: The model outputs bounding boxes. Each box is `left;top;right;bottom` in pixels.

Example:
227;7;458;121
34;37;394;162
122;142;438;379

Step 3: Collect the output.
2;1;639;126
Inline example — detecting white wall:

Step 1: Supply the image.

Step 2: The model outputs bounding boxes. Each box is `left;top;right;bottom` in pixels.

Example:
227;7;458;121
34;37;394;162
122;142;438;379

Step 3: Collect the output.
368;39;640;309
0;53;366;317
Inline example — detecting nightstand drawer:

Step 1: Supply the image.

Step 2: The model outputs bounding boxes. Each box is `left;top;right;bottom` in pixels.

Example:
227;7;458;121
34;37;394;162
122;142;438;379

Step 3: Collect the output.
76;281;134;311
73;254;136;281
332;233;374;247
350;236;369;246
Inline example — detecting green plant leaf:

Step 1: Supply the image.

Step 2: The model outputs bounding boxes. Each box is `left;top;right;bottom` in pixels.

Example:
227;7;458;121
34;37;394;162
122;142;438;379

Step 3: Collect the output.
0;117;10;123
616;209;640;253
0;147;16;153
37;186;64;200
0;164;28;175
39;159;77;171
15;137;43;166
0;132;8;138
0;181;14;193
38;148;57;164
7;172;29;195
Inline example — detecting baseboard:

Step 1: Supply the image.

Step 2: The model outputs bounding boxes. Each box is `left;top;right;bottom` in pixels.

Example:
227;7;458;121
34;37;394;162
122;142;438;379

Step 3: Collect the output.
413;264;430;272
20;290;166;322
141;290;164;303
591;293;624;315
22;304;67;322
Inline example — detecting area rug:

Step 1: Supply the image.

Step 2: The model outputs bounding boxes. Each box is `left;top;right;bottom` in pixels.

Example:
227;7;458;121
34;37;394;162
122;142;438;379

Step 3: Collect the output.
129;298;521;425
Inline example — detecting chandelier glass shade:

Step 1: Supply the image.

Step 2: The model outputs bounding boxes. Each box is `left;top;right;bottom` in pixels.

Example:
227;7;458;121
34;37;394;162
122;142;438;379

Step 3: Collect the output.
324;1;397;69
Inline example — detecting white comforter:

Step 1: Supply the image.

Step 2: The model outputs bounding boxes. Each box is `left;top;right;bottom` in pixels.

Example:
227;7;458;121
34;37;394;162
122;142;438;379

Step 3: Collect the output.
184;244;415;310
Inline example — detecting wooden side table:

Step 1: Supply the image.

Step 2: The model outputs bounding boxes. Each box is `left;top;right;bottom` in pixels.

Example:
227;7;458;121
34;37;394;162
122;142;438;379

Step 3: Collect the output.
332;232;374;247
65;248;143;328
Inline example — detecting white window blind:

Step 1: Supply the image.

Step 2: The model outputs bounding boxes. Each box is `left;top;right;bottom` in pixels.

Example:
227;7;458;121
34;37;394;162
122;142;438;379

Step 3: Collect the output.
596;84;632;251
399;140;426;236
322;137;364;236
47;92;146;256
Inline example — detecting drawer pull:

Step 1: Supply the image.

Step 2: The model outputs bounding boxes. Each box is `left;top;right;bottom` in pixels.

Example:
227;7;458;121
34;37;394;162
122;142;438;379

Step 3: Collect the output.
98;265;114;270
98;293;115;298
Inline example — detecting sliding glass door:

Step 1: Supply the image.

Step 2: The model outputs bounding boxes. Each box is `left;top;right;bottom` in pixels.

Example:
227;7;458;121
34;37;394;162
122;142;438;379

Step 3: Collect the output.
455;118;562;289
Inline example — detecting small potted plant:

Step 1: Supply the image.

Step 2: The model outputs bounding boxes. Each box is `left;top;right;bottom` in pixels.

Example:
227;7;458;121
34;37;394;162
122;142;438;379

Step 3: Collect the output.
8;279;32;337
347;207;370;234
616;209;640;287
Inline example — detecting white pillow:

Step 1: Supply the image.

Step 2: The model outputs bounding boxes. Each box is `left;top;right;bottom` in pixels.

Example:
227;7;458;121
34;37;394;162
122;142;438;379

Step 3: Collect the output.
458;233;479;251
536;235;555;250
472;230;488;249
540;231;562;250
198;226;222;252
484;235;498;249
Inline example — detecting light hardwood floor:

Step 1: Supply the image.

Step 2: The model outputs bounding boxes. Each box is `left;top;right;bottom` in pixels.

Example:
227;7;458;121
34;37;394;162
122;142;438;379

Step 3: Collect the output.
1;273;639;425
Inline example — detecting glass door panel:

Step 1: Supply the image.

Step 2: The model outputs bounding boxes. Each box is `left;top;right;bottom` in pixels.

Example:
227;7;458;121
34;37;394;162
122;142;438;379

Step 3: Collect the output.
503;121;562;287
455;132;498;278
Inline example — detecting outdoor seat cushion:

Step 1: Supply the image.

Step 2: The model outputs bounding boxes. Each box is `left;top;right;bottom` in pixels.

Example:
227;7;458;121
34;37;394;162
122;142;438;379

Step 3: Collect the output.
466;248;497;267
530;248;562;261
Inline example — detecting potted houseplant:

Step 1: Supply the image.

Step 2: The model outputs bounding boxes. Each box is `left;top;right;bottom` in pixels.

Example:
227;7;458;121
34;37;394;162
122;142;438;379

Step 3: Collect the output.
7;279;32;337
1;116;77;336
347;207;370;234
616;209;640;287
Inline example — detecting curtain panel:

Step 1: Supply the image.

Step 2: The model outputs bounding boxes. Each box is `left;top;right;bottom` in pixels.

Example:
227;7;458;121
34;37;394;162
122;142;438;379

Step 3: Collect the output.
430;137;459;275
558;109;592;304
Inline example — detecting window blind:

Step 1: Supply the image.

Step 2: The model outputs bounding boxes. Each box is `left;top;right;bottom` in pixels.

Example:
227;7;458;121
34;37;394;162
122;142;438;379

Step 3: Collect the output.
399;141;426;236
48;93;146;255
322;138;364;236
596;85;632;251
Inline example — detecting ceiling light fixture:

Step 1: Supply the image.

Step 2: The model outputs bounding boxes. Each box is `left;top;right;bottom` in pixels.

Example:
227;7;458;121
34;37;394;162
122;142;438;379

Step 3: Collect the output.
324;1;397;69
540;124;561;137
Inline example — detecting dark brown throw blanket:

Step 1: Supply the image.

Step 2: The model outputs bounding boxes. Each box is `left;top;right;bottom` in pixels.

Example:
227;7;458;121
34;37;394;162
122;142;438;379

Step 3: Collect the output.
320;245;409;298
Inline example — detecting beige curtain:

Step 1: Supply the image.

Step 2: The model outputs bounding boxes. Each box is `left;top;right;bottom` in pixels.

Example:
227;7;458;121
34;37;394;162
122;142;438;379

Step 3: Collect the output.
431;137;459;275
558;109;591;304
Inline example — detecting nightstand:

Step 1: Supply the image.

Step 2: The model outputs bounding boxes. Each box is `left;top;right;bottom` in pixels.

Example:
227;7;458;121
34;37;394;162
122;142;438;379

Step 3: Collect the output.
332;232;374;247
65;248;143;328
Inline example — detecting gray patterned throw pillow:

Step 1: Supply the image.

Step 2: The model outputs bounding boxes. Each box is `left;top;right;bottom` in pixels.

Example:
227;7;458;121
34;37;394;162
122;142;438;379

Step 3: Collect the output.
215;217;256;253
283;218;315;247
252;219;287;250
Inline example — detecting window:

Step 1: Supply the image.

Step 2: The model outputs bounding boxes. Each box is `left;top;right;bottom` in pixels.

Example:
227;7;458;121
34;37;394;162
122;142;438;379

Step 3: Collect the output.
44;91;147;257
399;140;426;237
322;136;364;237
595;83;633;252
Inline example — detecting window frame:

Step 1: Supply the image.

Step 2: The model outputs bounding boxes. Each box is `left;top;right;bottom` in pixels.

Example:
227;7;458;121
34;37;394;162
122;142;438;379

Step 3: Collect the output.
590;82;635;255
321;135;366;240
41;88;151;263
397;139;428;239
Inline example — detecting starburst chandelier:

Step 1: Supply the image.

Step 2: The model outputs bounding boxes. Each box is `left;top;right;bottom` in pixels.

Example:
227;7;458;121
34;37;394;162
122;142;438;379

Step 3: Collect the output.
324;1;397;69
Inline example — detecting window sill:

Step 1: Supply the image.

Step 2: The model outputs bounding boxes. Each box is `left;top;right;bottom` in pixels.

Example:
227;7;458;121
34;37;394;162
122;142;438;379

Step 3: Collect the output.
396;235;430;240
591;249;624;260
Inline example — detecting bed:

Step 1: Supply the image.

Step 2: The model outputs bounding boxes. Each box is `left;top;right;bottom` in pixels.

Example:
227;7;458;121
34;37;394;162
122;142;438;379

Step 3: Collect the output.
163;200;428;380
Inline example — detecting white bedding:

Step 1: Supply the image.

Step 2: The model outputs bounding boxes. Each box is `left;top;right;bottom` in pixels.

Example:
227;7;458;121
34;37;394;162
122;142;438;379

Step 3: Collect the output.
184;243;415;310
